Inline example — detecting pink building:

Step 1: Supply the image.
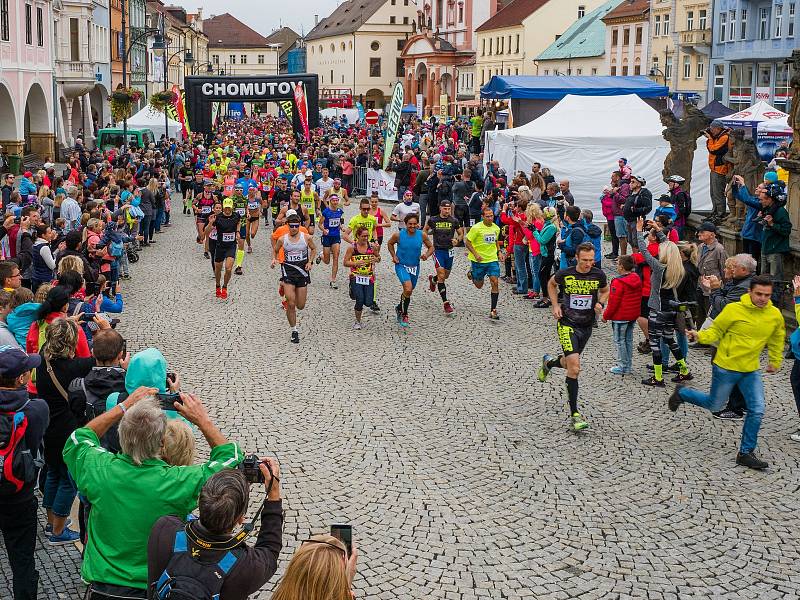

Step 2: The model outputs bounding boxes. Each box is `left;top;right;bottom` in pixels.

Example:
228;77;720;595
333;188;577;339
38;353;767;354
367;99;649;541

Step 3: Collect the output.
0;0;56;157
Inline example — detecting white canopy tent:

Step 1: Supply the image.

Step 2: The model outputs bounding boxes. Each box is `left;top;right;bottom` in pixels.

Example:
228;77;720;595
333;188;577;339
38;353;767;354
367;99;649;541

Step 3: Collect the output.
486;94;711;222
127;106;183;140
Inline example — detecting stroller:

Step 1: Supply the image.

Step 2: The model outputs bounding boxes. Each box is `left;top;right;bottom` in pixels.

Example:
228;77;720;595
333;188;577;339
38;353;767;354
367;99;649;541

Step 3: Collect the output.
126;244;139;263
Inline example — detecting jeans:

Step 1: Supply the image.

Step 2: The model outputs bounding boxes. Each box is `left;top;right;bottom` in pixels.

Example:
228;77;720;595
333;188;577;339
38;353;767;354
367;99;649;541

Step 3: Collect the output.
762;252;783;282
710;171;728;217
119;249;130;276
140;214;152;243
155;207;165;232
678;365;765;453
659;330;689;368
607;219;619;256
528;253;542;293
42;462;77;517
0;496;39;599
512;244;529;293
397;185;408;201
612;321;635;372
418;194;428;226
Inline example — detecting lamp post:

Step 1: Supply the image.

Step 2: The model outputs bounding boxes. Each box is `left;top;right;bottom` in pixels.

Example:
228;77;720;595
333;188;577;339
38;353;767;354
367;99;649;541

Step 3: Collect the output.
153;40;193;144
649;65;667;88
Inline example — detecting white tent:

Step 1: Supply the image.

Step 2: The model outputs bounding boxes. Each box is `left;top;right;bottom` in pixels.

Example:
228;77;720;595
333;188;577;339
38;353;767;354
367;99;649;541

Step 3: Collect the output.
486;94;711;222
127;106;183;140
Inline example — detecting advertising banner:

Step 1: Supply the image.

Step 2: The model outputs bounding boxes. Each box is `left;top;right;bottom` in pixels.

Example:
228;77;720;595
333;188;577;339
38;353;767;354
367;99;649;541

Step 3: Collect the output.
356;101;366;122
367;168;397;200
279;100;294;121
416;93;424;119
382;82;404;170
294;82;310;141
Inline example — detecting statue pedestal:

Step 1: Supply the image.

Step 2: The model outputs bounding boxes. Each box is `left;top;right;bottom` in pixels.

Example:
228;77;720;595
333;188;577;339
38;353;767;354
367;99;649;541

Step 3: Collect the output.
781;158;800;243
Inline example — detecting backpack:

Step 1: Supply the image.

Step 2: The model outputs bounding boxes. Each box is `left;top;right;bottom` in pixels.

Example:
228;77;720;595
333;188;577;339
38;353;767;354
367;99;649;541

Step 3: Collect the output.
0;401;38;495
109;240;124;258
153;528;241;600
674;190;692;218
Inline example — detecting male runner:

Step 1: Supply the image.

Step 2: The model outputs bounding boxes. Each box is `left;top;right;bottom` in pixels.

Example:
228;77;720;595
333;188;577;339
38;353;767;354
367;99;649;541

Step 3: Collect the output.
271;176;292;227
272;213;317;343
202;200;223;275
324;177;350;207
316;167;335;201
299;174;320;234
271;209;310;310
464;207;504;320
231;183;248;274
318;193;345;288
424;199;463;314
343;198;378;245
276;190;310;229
538;242;609;431
204;198;240;299
387;214;433;327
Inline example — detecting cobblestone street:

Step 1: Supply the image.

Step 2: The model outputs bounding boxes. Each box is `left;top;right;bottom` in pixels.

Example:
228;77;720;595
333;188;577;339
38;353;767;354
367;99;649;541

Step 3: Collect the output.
3;205;800;599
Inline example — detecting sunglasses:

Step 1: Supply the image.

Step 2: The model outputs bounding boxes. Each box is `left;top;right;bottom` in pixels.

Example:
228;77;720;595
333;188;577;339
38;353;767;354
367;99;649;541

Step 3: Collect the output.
288;223;300;228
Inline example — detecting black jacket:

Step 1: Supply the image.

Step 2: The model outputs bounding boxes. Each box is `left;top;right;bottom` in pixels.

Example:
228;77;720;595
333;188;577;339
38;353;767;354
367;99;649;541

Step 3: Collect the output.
623;188;653;221
0;388;49;505
67;366;126;452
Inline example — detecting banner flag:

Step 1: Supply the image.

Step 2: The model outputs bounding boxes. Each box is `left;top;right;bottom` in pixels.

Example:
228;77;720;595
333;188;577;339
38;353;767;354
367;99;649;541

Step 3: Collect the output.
382;82;404;170
356;101;366;122
279;100;294;121
294;83;310;141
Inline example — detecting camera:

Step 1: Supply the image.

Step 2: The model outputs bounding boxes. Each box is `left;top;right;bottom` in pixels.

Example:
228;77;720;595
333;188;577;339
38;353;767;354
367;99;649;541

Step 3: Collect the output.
237;454;266;484
667;300;697;312
157;392;182;411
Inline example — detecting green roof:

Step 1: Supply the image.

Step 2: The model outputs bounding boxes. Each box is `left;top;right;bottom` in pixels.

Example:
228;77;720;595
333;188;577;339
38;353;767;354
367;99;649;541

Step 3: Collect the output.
537;0;624;60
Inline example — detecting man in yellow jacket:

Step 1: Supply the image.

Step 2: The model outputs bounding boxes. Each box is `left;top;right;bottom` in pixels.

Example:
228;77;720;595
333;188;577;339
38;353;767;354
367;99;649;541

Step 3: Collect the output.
669;275;785;470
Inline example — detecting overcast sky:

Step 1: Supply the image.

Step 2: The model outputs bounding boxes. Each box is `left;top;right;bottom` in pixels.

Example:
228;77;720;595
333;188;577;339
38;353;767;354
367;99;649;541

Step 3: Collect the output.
180;0;342;37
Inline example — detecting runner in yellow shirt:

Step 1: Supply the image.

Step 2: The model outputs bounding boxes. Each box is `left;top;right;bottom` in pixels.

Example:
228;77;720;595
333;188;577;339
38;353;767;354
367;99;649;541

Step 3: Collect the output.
464;207;504;320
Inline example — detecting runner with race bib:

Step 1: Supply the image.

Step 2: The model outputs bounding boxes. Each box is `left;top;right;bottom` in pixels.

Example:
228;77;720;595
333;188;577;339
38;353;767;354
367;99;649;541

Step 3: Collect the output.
387;214;433;328
464;207;504;321
423;199;463;315
343;225;381;330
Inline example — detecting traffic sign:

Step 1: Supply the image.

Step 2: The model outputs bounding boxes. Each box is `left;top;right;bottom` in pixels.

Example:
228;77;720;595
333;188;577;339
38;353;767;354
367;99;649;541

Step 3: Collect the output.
365;110;379;125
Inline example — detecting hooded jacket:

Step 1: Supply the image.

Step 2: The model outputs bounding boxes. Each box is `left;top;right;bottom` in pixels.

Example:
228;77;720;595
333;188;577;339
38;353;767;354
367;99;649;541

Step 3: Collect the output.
623;187;653;221
697;293;785;372
584;220;602;263
68;365;126;452
105;348;182;421
604;272;643;322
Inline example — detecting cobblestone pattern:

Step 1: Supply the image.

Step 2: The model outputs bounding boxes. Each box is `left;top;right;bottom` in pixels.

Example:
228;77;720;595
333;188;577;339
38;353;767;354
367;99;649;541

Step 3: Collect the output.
2;204;799;599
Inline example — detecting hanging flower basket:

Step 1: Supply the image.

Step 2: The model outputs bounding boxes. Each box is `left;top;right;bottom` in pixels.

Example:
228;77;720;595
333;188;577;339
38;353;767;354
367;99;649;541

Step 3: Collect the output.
109;88;143;121
150;91;177;112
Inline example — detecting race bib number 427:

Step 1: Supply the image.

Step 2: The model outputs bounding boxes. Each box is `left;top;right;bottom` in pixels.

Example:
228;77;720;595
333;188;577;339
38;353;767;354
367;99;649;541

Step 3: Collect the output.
568;294;592;310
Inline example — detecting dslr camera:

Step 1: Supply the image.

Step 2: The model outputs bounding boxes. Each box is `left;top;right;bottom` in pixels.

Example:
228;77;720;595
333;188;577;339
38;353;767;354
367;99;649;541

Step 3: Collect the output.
237;454;267;484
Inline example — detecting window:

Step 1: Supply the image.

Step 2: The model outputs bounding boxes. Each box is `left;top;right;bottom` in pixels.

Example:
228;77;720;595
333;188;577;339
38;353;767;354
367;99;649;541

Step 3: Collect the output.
514;67;518;75
69;18;78;59
654;16;661;37
240;54;247;64
663;14;670;35
330;69;333;82
719;12;727;42
458;4;463;21
775;4;783;37
230;54;236;64
341;42;346;51
436;0;442;26
481;38;485;55
622;61;628;76
610;66;616;76
499;36;503;54
397;39;404;51
740;9;747;39
696;59;704;80
759;7;768;39
728;10;735;41
699;9;707;30
713;63;724;101
544;69;549;76
403;16;409;24
0;0;8;41
25;3;32;45
683;55;691;78
623;27;630;45
576;68;582;75
611;28;618;45
488;37;492;54
664;55;673;79
591;67;597;75
790;4;796;37
686;11;693;30
391;0;395;4
578;5;585;19
729;63;754;110
515;34;519;53
258;54;265;64
36;6;42;46
396;57;404;77
330;43;335;52
775;63;793;111
389;15;395;23
507;34;511;54
369;57;381;77
635;27;642;44
212;54;219;64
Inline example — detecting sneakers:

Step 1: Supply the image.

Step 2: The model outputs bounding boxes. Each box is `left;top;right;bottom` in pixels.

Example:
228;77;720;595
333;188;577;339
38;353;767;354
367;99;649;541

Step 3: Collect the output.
525;291;539;300
329;281;339;290
428;274;436;292
604;252;618;259
395;305;403;324
219;287;228;299
538;354;554;382
203;251;210;259
49;527;80;546
353;321;363;330
790;430;800;443
489;309;499;320
736;451;768;470
609;366;629;375
443;301;454;314
571;412;589;431
247;246;253;254
401;314;410;328
215;287;222;298
369;303;380;313
291;331;299;343
668;386;684;412
641;376;666;388
671;372;694;383
234;266;243;275
533;299;550;308
713;410;744;421
466;269;473;281
45;518;72;534
315;255;322;265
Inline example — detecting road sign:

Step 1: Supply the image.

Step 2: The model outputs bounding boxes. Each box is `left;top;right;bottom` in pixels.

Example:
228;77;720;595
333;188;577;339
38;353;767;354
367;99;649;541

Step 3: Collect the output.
365;110;379;125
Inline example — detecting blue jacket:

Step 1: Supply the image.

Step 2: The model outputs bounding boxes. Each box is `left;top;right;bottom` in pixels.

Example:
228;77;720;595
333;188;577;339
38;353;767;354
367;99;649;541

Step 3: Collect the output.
558;221;588;269
583;220;602;263
18;176;36;196
736;185;764;243
653;205;677;222
6;302;40;347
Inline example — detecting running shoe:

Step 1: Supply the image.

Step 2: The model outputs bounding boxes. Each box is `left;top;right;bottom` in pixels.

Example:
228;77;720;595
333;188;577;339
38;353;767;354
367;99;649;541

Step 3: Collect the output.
428;274;436;292
736;451;768;470
533;299;550;309
641;376;665;387
353;322;362;330
395;305;403;324
369;303;380;313
247;246;253;254
790;430;800;443
466;269;473;281
203;252;210;259
571;412;589;431
443;301;454;314
609;366;629;375
525;291;539;300
668;386;684;412
671;373;694;383
330;281;338;290
538;354;554;382
49;527;80;546
604;252;618;259
489;309;499;320
401;314;410;328
219;288;228;299
215;287;222;298
713;410;744;421
235;266;243;275
45;518;72;534
291;331;299;344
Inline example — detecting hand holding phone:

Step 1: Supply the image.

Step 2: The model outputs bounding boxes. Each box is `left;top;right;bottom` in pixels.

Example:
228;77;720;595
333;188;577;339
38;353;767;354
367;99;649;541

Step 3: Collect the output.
331;524;352;556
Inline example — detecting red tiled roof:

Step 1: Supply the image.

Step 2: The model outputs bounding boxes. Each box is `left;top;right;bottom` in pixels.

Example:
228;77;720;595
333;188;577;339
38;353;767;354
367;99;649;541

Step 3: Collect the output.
475;0;550;32
602;0;649;21
204;13;270;48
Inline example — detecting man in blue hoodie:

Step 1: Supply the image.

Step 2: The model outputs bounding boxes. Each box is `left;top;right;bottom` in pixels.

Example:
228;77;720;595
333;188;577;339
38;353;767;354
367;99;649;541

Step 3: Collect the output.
580;209;603;268
558;205;588;269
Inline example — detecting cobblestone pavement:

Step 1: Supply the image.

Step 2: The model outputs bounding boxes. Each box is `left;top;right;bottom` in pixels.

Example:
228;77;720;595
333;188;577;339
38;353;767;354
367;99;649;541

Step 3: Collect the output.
3;204;800;599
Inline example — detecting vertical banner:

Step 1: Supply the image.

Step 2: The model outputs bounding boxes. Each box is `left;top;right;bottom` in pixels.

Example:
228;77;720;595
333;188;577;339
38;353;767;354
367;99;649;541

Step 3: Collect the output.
416;93;424;119
294;82;310;141
170;85;190;139
356;101;366;122
382;82;404;170
279;100;294;121
439;94;448;121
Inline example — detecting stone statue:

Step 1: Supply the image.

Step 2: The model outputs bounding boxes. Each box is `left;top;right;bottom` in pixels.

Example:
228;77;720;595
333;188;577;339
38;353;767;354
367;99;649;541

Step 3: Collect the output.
660;105;709;194
786;50;800;161
724;129;765;231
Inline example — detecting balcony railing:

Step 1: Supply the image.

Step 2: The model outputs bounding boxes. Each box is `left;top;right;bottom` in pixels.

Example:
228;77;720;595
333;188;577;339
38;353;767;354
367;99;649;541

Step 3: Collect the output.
56;60;95;79
679;29;711;46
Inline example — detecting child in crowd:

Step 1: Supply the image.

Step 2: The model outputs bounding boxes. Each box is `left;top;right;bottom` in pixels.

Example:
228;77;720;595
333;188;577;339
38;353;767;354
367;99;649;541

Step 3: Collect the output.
653;194;677;223
603;254;643;375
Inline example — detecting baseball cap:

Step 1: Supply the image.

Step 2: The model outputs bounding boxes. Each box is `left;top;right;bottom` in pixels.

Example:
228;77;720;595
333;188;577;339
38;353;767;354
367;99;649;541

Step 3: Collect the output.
657;194;673;204
0;346;41;379
23;171;32;178
222;198;234;208
286;209;298;218
698;221;718;233
305;170;313;177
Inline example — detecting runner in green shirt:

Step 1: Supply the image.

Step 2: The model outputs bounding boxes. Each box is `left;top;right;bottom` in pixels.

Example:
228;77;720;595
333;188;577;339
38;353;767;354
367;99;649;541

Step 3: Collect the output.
464;206;504;320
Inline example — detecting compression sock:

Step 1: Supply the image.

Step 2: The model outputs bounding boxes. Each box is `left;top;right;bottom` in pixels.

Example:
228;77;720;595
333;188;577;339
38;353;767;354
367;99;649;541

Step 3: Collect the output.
491;292;499;311
676;358;689;376
437;282;448;302
653;364;663;381
235;250;245;268
565;376;579;414
547;355;564;370
401;294;411;316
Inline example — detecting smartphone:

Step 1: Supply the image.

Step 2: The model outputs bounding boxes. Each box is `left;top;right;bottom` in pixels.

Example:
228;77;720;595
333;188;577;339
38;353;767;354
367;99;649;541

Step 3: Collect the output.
157;392;181;411
330;524;352;555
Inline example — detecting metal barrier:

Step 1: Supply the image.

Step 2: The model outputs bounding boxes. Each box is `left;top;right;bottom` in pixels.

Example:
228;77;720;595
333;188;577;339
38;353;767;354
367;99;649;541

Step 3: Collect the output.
353;166;368;196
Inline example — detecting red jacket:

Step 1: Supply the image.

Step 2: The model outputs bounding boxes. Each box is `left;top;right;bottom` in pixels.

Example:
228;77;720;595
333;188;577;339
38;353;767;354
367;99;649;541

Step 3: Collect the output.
603;271;642;321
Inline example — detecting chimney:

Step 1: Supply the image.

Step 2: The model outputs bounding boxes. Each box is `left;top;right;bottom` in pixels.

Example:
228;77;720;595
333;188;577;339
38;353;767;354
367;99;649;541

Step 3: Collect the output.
314;14;319;26
196;7;202;19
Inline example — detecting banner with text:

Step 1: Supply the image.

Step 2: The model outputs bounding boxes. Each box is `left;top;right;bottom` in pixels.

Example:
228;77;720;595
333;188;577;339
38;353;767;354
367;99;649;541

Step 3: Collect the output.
382;82;404;170
367;168;398;200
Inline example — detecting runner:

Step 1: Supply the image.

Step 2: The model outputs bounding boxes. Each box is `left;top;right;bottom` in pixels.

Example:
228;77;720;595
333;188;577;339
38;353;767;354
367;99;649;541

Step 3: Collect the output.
537;242;609;432
324;177;350;207
343;198;380;312
270;176;292;227
202;200;223;275
369;192;390;248
204;198;240;299
343;225;381;330
423;199;463;314
316;167;335;202
272;213;317;343
463;207;504;320
318;193;345;288
245;185;261;253
387;214;433;328
276;189;310;229
271;209;310;310
391;190;421;229
231;183;248;274
300;173;320;234
193;179;217;259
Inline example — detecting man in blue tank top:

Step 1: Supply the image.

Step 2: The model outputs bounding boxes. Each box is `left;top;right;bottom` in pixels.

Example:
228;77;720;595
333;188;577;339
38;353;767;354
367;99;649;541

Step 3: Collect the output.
387;213;433;327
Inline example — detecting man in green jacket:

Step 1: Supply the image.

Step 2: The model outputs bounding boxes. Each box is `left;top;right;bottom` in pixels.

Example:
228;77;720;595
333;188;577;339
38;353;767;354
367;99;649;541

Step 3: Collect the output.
759;182;791;285
63;386;243;598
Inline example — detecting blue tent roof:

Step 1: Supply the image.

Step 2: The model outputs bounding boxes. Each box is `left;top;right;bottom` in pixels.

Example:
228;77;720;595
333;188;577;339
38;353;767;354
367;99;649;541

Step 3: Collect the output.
401;104;417;114
480;76;669;100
